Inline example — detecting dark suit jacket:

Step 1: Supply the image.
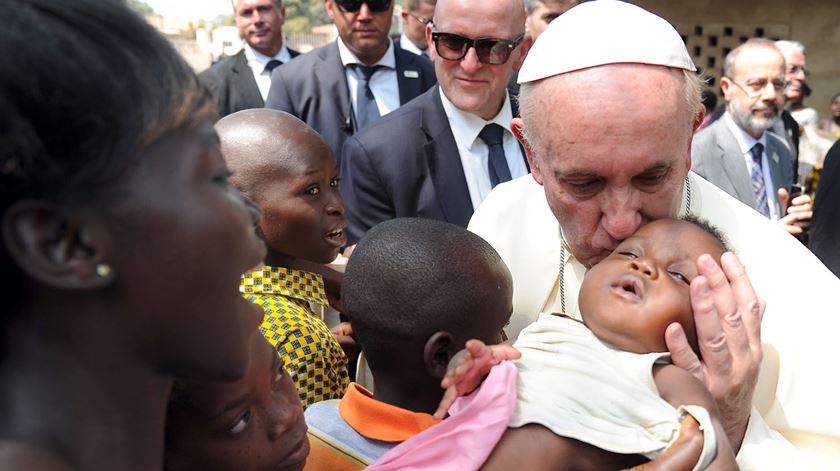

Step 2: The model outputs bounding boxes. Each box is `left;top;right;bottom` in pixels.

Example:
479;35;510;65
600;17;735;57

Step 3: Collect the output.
810;140;840;277
340;86;527;244
199;48;300;118
264;41;436;158
691;116;793;216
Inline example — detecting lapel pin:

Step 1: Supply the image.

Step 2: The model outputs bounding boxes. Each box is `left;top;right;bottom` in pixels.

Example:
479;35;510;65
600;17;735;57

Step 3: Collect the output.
403;70;419;79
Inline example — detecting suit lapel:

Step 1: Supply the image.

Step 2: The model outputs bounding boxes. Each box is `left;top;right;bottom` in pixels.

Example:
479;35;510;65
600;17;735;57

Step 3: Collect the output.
716;122;757;207
232;50;264;107
394;47;425;105
319;43;355;134
422;88;474;226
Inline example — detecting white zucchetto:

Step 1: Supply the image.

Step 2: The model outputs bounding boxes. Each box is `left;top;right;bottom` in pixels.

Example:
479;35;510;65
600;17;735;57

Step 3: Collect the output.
518;0;696;84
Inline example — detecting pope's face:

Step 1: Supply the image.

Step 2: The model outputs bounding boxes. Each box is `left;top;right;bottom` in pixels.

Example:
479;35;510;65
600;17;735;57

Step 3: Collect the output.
516;64;694;268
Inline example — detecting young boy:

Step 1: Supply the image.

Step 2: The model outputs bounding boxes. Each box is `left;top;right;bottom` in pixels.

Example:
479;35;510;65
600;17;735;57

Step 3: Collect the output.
216;109;349;408
392;218;738;470
304;218;514;470
165;329;310;471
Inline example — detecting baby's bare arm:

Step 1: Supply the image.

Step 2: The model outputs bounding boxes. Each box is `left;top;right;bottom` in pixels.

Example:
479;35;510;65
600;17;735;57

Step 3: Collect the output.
651;364;738;471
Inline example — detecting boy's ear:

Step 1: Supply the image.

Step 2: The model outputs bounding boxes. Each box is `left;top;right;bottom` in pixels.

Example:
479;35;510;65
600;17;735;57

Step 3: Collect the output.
2;201;115;290
423;331;454;380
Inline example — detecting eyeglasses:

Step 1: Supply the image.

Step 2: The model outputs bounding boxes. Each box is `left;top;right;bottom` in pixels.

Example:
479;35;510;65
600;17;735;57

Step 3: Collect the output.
431;31;526;65
725;76;786;98
334;0;392;13
786;64;811;79
408;11;431;25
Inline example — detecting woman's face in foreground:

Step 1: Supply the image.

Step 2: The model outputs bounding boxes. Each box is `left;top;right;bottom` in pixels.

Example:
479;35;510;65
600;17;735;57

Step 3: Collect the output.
107;124;267;381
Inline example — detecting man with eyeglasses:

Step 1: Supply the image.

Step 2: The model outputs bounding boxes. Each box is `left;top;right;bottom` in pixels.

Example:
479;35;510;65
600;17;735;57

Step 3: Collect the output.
692;39;812;235
395;0;436;58
775;40;819;128
265;0;435;158
339;0;532;244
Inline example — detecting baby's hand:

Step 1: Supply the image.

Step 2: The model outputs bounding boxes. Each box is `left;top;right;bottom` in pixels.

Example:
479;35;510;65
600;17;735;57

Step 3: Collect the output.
433;339;520;419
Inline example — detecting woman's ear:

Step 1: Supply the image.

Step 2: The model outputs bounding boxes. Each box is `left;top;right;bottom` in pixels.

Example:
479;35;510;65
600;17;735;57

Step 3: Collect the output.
2;201;114;290
423;331;454;380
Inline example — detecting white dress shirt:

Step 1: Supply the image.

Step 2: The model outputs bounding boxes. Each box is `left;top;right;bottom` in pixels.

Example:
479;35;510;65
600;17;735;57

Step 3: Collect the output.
723;112;780;219
244;44;292;101
399;33;427;57
439;87;528;210
337;39;400;118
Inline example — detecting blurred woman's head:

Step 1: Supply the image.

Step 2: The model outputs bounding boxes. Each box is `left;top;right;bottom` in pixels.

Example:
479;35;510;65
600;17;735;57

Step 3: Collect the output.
0;0;265;380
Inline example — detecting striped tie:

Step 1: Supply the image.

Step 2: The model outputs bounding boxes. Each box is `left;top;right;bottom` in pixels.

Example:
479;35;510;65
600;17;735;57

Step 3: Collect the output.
749;143;770;218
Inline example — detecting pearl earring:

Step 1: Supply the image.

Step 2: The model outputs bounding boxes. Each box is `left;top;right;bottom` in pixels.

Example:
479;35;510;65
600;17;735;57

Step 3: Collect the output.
96;263;112;278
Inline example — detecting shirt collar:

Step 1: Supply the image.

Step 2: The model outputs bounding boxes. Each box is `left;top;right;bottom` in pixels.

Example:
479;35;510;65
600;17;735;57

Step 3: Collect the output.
723;111;768;155
339;383;440;442
439;86;514;151
244;44;292;69
399;33;425;56
240;265;327;305
337;37;396;69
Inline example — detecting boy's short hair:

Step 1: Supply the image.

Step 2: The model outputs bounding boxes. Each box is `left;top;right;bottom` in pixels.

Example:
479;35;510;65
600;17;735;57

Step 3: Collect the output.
343;218;510;371
681;215;732;253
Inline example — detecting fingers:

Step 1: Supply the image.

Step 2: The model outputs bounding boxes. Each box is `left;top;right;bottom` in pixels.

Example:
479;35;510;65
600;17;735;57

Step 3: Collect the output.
665;322;705;384
776;188;789;209
721;252;764;350
687;270;731;378
434;386;458;419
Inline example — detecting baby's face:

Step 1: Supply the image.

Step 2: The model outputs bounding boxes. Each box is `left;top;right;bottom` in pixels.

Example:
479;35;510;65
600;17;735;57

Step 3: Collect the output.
578;219;725;354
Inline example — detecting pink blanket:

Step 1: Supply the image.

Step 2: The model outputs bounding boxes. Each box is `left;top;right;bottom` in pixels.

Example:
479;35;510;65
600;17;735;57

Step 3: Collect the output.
367;361;517;471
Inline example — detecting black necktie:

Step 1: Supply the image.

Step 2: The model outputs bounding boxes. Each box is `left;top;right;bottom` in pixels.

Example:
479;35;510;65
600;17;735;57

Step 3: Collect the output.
264;59;282;74
353;64;382;130
479;124;512;187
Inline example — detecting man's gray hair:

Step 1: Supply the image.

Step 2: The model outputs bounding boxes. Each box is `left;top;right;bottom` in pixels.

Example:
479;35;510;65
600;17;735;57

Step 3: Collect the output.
517;68;703;152
722;38;781;78
774;40;807;58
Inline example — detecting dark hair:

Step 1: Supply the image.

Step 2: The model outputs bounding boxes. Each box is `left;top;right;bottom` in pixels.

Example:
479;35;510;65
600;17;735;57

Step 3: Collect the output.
681;215;731;253
342;218;510;372
0;0;216;320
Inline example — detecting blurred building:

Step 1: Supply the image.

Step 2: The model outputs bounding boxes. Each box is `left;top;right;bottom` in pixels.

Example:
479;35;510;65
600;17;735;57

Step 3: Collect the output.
635;0;840;120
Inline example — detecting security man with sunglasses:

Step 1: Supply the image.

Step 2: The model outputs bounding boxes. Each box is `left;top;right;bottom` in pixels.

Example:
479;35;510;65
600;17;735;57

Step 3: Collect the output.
265;0;436;158
339;0;532;244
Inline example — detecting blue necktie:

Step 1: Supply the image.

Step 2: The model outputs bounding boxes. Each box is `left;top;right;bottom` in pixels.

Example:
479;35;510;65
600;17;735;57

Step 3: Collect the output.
749;143;771;218
264;59;282;74
353;65;382;130
479;124;512;188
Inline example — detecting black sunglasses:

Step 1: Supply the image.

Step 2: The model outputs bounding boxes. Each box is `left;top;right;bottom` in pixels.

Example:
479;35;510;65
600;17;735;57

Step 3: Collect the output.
431;31;526;65
334;0;392;13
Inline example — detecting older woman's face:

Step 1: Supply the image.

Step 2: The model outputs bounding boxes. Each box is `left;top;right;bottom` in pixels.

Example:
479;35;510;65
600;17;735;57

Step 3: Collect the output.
107;124;267;381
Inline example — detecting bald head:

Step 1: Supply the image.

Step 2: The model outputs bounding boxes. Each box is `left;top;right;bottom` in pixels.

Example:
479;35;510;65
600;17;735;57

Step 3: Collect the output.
216;109;332;198
434;0;525;27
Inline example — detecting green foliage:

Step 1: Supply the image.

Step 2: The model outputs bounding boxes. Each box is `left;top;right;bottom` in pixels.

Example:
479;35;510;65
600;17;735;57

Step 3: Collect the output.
127;0;155;15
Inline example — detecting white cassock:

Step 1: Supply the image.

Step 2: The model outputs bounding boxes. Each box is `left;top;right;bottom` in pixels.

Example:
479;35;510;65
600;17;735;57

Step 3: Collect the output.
468;171;840;470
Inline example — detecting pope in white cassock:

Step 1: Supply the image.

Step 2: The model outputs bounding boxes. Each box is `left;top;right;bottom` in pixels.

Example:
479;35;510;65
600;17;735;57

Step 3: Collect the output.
467;1;840;469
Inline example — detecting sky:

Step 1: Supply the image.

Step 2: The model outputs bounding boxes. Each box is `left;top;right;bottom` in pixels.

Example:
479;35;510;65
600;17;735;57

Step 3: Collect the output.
145;0;233;20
